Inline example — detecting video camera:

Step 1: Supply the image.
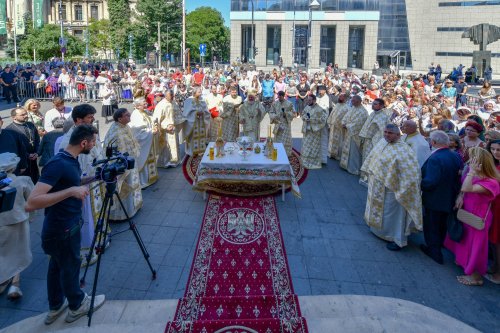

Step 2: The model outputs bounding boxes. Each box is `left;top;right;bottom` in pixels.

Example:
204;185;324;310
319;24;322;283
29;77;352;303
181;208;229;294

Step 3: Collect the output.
92;140;135;183
0;171;16;213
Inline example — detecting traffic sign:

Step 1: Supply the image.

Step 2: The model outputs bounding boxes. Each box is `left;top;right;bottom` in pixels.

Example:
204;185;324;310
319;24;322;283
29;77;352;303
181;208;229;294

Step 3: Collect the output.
61;47;67;54
199;43;207;57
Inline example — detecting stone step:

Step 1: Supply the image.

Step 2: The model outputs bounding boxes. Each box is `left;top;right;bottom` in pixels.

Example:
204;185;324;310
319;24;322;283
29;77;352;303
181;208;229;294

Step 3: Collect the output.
0;295;480;333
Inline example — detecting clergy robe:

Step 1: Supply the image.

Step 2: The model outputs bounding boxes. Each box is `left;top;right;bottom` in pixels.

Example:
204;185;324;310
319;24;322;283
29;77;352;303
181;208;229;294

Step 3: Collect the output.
103;122;143;221
0;130;27;175
327;102;349;160
239;100;265;142
359;109;390;162
5;122;40;183
339;105;369;175
205;93;224;141
269;99;295;156
153;98;186;168
183;97;211;156
316;93;331;164
130;108;159;188
301;103;328;169
402;133;431;168
361;138;423;247
220;95;243;142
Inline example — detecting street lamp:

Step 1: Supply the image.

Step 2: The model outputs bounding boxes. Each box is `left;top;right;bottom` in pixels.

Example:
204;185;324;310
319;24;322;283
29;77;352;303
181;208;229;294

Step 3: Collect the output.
306;0;320;73
249;0;254;64
128;34;133;60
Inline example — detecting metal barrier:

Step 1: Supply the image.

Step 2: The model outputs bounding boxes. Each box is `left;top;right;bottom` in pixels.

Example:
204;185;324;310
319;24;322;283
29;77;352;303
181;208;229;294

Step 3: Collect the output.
12;78;135;104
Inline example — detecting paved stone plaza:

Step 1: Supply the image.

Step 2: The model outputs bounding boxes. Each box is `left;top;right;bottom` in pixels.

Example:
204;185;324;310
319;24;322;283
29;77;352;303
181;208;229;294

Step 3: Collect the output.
0;102;499;332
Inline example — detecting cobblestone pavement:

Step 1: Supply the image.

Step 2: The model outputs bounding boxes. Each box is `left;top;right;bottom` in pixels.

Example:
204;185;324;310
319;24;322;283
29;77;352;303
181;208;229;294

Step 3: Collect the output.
0;101;499;332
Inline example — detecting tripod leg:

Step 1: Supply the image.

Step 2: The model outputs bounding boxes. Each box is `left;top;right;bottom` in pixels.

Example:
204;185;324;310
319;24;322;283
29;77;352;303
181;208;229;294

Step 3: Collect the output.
87;195;114;327
114;191;157;279
80;194;110;287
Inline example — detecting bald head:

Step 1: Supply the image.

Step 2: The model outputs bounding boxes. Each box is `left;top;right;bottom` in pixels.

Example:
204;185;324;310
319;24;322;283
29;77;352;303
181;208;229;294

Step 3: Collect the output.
402;120;418;135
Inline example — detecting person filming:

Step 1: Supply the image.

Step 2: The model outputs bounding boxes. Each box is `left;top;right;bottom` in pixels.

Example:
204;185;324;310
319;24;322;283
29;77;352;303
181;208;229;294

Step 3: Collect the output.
25;124;106;325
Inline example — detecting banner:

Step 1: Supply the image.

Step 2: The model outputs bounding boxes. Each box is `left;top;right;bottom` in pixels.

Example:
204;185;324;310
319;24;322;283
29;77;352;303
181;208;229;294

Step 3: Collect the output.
33;0;44;29
0;0;6;35
14;0;25;35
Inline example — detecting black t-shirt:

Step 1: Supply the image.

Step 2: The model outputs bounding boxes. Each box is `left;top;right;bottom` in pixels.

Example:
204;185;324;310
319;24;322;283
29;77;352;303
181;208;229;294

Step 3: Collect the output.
22;71;34;81
39;151;82;237
1;71;16;84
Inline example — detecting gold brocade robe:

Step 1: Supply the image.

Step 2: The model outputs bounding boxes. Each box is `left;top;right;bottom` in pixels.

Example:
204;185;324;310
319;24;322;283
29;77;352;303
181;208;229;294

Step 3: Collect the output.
239;101;265;141
130;109;159;188
301;104;328;169
183;97;211;156
221;95;242;142
205;93;224;141
361;138;423;232
339;105;369;174
359;109;390;163
153;98;186;167
103;122;143;221
269;99;295;156
327;102;349;160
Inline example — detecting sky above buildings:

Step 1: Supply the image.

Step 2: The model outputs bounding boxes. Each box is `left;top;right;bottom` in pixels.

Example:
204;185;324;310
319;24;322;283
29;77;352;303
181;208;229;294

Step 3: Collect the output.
186;0;231;26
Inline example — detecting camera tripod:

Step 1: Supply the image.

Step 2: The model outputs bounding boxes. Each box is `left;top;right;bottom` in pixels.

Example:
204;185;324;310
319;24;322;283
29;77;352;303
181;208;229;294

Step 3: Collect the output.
80;179;157;327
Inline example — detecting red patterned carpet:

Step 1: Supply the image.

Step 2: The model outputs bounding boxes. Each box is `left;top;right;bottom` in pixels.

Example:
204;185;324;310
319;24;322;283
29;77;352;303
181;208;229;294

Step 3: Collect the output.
165;195;308;333
182;148;308;197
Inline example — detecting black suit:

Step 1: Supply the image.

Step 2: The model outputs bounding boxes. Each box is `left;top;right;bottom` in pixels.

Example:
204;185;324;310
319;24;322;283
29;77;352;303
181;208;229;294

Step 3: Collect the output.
0;129;27;174
421;148;463;261
6;122;40;183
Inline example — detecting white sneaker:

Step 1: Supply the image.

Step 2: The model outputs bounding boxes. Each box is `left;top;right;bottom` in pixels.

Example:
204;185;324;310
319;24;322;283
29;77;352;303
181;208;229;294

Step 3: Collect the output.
44;298;68;325
65;293;105;323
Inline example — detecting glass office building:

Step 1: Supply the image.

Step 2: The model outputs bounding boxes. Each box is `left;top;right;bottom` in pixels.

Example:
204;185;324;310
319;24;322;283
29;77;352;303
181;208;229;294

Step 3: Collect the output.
230;0;412;69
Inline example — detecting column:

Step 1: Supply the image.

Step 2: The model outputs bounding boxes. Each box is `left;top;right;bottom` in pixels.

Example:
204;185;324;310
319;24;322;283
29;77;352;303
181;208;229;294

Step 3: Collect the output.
336;22;349;69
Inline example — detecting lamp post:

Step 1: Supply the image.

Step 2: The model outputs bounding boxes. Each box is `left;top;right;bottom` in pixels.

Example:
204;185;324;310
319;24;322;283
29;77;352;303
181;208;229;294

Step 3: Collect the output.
182;0;186;70
306;0;320;73
128;34;133;60
249;0;254;64
59;0;64;61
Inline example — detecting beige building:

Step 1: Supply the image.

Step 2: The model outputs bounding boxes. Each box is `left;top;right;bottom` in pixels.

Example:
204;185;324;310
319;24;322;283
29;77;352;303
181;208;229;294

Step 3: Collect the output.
406;0;500;73
230;5;379;71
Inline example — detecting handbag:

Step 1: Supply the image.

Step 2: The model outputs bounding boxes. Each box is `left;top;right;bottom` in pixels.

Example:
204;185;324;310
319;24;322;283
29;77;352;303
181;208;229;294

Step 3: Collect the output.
457;204;491;231
446;210;463;242
45;85;53;94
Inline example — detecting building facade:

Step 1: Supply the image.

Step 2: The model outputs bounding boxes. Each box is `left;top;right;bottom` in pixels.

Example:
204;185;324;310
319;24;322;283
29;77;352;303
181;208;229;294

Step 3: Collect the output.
230;0;500;74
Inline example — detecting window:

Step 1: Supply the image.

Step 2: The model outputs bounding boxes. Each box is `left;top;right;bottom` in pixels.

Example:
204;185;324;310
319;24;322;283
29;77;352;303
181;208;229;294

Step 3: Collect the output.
436;27;467;31
73;30;83;38
319;26;336;67
90;5;99;20
293;25;308;66
266;25;281;65
348;26;365;68
59;4;67;21
438;1;500;6
74;5;83;21
241;25;255;62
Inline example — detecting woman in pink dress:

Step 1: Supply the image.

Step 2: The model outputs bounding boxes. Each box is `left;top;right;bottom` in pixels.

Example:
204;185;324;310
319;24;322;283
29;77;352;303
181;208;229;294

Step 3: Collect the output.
274;76;286;100
445;147;500;286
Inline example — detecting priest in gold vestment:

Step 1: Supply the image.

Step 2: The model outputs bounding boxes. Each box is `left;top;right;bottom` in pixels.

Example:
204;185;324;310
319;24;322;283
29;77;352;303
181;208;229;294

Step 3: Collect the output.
205;85;224;142
183;87;211;156
361;123;423;250
301;95;328;169
130;98;159;188
220;87;242;142
269;91;295;156
339;96;369;175
327;93;349;160
153;90;186;168
239;91;265;141
104;108;143;221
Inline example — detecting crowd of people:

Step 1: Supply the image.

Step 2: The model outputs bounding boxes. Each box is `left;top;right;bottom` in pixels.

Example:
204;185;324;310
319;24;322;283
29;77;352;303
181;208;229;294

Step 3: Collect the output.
0;60;499;326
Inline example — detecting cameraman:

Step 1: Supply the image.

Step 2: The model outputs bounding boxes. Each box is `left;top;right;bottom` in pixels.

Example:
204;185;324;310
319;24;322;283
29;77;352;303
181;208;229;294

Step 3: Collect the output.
25;125;105;325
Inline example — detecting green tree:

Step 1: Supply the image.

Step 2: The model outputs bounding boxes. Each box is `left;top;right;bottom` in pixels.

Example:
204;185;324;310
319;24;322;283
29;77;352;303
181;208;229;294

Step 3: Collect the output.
108;0;131;57
133;0;182;61
88;19;112;58
17;24;84;60
186;7;230;63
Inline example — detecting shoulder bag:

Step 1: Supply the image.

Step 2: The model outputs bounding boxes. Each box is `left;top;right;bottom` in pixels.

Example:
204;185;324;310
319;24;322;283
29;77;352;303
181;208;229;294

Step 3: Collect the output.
457;204;491;231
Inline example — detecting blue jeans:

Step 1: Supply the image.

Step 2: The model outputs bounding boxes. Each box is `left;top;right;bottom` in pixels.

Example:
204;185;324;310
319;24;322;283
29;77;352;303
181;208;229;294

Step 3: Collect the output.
41;225;85;311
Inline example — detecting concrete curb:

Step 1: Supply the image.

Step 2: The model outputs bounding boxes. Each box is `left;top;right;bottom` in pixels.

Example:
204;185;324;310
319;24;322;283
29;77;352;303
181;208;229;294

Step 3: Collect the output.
0;295;479;333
